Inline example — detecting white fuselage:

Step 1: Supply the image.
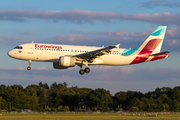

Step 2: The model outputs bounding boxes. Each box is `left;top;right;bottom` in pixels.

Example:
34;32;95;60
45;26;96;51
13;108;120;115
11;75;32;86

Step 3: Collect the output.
7;26;170;75
8;43;140;66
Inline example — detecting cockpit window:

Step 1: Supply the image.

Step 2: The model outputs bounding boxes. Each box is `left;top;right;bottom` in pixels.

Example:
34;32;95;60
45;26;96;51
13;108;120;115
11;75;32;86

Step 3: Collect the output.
14;46;23;49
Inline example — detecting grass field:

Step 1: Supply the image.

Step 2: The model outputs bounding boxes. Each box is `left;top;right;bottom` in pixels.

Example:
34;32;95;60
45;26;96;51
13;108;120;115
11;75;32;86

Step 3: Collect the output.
0;113;180;120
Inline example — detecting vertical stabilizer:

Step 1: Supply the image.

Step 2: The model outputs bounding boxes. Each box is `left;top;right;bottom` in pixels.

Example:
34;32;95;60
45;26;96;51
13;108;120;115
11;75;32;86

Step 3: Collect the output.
130;26;168;64
138;26;167;53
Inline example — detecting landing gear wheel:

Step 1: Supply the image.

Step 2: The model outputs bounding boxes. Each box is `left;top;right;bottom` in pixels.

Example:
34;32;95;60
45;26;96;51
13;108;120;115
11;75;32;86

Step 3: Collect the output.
27;66;31;71
79;69;85;75
27;60;32;71
84;67;90;73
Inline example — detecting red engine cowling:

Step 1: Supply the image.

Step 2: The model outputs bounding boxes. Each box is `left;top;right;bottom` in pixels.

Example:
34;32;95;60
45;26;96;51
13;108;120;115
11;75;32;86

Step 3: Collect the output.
59;56;75;67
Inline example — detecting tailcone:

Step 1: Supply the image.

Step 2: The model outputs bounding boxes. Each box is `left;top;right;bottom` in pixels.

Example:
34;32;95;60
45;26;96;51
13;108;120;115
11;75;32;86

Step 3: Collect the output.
166;54;169;58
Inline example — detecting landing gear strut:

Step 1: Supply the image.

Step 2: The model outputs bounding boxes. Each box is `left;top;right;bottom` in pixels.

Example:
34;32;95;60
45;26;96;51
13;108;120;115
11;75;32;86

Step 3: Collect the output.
27;60;32;71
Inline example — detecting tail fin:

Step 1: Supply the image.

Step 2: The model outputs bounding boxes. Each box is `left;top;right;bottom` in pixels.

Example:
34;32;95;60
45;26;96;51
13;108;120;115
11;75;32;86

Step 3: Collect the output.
138;26;167;53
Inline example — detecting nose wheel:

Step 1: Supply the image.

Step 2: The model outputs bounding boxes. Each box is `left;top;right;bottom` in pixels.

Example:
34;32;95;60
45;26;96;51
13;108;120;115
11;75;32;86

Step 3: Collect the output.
27;60;32;71
27;66;31;70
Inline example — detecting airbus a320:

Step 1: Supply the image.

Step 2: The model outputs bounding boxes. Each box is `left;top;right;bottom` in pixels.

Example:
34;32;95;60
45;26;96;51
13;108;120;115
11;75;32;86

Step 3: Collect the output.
8;26;171;75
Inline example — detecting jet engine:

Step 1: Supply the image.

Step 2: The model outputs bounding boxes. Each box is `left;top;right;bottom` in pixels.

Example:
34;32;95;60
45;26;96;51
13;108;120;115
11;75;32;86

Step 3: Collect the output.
53;62;68;69
59;56;76;67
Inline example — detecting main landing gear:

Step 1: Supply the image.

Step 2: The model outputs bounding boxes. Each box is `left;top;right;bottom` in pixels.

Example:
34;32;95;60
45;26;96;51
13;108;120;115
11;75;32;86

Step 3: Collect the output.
79;65;90;75
27;60;32;71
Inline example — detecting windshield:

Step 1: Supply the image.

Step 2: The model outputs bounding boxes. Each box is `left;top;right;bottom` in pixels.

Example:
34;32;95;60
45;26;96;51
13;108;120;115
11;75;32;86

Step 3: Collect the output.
14;46;23;49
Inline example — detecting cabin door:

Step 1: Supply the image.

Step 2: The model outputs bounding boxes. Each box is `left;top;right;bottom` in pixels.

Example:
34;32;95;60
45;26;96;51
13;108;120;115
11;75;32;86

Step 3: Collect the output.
28;44;33;54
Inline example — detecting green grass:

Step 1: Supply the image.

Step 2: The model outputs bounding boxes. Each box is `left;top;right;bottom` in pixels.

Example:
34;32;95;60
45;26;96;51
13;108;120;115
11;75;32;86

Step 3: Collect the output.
0;113;180;120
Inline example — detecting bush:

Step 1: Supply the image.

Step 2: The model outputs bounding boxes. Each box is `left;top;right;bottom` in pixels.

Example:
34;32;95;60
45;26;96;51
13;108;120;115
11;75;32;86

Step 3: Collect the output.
130;106;139;112
75;108;82;112
51;108;58;111
63;106;69;111
99;107;110;112
92;107;97;112
115;108;123;111
58;106;63;111
44;107;51;111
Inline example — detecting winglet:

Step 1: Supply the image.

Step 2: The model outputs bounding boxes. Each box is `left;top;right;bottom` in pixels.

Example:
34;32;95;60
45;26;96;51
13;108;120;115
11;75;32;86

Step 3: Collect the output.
115;44;120;49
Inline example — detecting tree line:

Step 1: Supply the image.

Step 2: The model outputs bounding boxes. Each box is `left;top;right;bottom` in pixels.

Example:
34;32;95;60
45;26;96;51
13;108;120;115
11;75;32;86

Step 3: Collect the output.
0;82;179;112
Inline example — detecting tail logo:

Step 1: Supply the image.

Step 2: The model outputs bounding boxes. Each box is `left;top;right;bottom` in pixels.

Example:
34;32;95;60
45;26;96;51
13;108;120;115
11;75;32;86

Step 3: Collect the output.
130;26;167;64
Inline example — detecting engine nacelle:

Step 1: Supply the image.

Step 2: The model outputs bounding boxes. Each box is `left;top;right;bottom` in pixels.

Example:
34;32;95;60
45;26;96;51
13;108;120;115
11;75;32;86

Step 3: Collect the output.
53;62;68;69
59;56;76;67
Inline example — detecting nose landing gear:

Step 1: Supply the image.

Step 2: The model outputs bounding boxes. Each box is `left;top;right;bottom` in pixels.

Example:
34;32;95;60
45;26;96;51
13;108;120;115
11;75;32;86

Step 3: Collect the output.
27;60;32;71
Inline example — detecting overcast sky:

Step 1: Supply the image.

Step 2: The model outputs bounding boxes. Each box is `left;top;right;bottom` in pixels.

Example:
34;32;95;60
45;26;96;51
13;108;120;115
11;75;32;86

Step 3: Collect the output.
1;0;180;95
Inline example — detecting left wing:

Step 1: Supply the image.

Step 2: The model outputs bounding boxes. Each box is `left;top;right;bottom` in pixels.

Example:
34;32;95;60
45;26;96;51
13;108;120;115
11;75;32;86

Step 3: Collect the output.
74;44;120;63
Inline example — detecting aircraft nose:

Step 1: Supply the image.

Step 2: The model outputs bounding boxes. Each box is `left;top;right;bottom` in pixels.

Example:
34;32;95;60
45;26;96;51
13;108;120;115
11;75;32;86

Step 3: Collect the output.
7;50;14;57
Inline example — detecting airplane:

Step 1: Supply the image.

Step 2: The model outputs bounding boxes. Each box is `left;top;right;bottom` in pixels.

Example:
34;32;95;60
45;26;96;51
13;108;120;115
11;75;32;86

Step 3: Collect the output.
8;26;171;75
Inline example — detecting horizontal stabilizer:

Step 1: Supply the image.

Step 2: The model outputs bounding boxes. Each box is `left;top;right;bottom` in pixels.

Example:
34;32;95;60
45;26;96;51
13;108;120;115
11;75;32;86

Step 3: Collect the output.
149;51;171;56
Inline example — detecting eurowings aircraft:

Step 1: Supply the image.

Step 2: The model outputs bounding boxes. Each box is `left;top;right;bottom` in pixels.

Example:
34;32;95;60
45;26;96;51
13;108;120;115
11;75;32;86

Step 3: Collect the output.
8;26;171;75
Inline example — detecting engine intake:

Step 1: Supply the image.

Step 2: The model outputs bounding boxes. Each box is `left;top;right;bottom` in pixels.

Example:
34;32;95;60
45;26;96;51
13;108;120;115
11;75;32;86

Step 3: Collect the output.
59;56;75;67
